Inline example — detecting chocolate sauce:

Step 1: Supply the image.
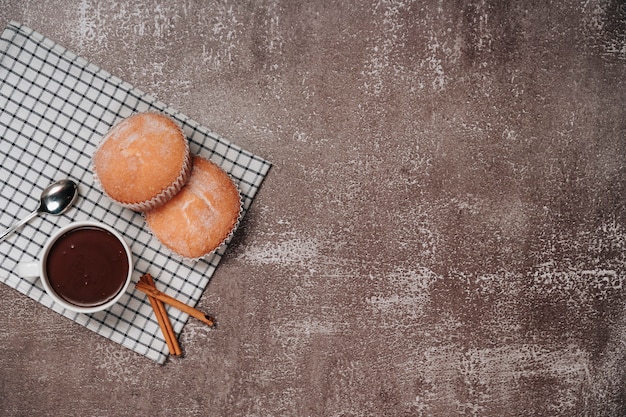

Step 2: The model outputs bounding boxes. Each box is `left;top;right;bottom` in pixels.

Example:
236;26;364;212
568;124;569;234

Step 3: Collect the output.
46;226;129;308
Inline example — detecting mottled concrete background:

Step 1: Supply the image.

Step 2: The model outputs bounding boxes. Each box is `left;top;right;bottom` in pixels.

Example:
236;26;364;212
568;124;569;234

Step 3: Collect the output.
1;1;626;416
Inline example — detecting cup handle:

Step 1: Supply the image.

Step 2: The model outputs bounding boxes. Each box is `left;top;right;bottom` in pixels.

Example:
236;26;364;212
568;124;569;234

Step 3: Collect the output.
16;261;39;279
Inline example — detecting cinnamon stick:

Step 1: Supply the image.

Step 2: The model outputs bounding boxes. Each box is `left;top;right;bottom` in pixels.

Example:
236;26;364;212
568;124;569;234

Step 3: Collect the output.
135;280;216;327
139;274;182;356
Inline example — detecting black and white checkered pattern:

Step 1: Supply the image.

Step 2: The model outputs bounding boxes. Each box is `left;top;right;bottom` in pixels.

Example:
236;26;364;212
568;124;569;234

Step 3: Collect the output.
0;21;271;363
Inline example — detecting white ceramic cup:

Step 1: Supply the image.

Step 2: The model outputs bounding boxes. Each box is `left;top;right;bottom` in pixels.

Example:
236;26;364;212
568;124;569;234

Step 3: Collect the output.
17;221;133;314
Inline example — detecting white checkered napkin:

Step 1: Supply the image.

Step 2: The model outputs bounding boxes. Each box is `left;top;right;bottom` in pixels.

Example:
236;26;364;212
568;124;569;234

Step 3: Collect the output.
0;21;271;363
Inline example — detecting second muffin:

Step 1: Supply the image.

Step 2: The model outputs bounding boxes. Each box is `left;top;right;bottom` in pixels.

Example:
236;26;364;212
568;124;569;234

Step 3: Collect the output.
144;155;242;259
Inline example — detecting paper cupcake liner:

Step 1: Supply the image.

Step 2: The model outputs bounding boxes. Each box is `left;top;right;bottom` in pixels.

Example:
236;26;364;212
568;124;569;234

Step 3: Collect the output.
92;112;192;212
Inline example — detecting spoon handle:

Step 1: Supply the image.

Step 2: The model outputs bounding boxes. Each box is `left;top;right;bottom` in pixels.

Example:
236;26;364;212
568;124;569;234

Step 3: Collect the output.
0;210;39;243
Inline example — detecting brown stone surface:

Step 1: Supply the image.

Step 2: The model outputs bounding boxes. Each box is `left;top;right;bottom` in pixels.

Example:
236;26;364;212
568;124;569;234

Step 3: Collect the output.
1;1;626;416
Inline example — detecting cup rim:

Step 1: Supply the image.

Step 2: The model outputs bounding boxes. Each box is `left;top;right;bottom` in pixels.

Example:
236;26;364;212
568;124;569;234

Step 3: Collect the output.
40;220;133;314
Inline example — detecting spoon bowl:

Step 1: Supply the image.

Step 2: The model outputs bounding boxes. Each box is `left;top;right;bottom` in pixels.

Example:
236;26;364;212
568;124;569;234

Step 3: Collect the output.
0;179;78;242
39;179;78;215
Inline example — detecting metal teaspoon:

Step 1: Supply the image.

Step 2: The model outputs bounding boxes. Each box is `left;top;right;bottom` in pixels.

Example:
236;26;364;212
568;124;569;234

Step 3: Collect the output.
0;179;78;242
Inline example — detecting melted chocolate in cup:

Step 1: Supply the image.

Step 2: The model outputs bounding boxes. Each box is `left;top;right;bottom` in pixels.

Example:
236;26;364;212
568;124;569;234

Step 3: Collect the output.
45;226;129;308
